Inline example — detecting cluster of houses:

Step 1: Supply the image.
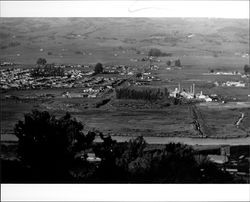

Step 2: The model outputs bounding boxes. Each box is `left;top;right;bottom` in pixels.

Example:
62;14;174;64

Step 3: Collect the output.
0;68;95;90
197;145;249;182
222;81;246;87
0;62;15;67
134;72;161;86
62;77;122;98
0;67;125;99
203;71;242;76
1;68;32;90
213;80;247;88
202;70;248;88
104;64;139;76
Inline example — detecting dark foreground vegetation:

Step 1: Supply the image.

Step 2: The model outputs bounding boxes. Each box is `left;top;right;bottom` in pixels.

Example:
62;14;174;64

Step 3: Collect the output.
0;110;241;183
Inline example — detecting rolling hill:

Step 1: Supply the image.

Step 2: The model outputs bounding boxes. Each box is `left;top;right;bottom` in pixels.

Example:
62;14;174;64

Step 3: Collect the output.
0;18;249;65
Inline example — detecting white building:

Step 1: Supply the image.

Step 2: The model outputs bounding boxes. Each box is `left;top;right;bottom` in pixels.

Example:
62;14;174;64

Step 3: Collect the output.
222;81;246;87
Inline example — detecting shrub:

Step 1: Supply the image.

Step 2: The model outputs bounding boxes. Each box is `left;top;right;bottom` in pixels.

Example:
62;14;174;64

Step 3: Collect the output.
36;58;47;66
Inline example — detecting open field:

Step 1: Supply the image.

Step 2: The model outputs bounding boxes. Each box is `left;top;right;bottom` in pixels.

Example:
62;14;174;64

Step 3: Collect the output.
197;102;250;136
1;89;250;141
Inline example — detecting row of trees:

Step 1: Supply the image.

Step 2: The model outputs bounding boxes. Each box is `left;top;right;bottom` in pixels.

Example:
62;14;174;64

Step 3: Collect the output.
115;86;169;101
1;110;235;183
35;58;104;76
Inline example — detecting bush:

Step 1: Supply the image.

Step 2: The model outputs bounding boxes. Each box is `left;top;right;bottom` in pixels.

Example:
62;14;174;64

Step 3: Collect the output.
36;58;47;66
175;59;181;67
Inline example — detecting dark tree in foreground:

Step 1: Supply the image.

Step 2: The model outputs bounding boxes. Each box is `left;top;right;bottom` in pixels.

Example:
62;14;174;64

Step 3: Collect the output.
14;110;95;181
94;63;103;74
93;137;234;183
36;58;47;66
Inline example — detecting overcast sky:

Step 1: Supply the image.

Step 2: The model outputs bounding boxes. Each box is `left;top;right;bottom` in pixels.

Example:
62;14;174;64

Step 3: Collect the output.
0;1;249;18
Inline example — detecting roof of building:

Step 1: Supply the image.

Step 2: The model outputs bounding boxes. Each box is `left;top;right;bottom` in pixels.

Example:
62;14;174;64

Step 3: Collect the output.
208;155;229;164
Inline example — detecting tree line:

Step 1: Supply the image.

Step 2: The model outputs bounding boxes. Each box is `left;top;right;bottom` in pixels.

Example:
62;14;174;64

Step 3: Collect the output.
115;86;169;101
148;48;172;57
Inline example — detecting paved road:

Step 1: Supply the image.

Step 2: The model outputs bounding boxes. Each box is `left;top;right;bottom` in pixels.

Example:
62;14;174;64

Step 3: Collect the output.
2;134;249;146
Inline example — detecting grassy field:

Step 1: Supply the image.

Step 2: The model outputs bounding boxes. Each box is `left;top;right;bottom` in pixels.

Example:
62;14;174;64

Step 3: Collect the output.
197;102;250;138
1;90;250;140
0;98;39;134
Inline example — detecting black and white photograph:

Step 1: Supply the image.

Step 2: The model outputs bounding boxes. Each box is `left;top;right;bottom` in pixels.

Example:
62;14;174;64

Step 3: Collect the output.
0;0;249;201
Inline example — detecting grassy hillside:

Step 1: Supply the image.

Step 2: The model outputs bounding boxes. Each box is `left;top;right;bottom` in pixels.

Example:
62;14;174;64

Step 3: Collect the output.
0;18;249;65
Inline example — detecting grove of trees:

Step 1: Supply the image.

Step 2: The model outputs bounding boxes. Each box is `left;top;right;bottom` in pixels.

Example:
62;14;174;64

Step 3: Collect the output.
148;48;172;57
115;86;169;101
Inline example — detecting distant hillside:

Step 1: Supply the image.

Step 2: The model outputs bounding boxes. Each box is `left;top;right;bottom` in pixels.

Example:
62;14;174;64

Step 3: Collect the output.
0;18;249;64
